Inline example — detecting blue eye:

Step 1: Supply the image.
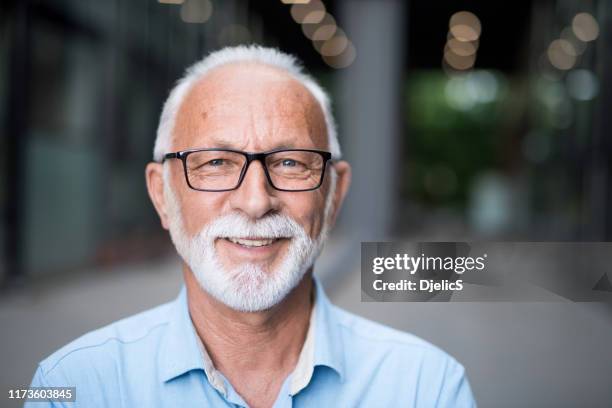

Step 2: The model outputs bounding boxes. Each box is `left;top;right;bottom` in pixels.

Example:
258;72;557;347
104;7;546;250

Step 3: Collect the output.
282;159;297;167
209;159;225;166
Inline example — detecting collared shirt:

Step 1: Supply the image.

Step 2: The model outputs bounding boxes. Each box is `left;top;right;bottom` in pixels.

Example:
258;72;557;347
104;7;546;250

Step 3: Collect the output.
193;290;318;398
27;279;476;407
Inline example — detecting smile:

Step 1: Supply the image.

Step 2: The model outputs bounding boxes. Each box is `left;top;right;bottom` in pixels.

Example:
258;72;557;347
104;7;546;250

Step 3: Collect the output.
224;237;282;248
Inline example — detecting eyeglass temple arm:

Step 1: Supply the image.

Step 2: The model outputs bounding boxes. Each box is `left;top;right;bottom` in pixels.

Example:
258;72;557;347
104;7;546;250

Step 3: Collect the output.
161;153;179;163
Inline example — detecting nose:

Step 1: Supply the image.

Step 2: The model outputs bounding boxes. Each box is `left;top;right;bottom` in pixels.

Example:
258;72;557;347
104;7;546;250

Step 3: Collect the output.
228;159;279;219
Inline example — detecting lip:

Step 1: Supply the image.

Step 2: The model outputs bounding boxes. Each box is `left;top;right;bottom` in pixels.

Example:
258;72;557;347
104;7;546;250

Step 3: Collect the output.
216;237;288;261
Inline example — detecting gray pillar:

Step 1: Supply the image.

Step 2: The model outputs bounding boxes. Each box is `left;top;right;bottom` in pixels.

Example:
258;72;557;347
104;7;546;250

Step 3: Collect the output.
337;0;405;241
589;0;612;239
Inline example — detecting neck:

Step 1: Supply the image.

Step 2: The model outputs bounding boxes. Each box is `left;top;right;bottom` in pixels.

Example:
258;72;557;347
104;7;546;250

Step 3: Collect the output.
184;266;314;376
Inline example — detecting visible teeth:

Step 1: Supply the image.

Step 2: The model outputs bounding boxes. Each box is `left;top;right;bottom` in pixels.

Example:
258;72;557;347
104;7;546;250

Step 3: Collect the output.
227;237;276;247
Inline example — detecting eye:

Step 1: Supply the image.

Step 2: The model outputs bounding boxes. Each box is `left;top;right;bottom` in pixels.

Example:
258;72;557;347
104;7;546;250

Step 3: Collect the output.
282;159;297;167
208;159;225;166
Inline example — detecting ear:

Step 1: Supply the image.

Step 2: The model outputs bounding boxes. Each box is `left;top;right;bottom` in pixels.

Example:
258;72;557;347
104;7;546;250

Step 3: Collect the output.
145;162;171;230
327;160;351;228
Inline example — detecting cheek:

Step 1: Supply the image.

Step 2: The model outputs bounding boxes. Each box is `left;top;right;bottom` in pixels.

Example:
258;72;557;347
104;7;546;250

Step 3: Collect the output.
179;192;229;235
283;193;327;238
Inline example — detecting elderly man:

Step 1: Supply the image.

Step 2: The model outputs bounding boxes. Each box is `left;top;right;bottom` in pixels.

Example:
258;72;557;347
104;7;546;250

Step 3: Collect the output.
27;46;475;407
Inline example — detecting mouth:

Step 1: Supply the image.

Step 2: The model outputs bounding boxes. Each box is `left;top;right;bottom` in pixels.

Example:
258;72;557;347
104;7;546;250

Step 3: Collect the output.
224;237;282;248
216;236;289;262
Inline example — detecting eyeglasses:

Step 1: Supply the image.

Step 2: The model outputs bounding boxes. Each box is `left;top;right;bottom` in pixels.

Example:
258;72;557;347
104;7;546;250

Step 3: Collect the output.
162;148;333;192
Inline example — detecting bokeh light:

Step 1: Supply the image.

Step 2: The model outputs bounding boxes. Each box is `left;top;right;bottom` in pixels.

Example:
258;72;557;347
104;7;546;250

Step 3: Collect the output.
283;0;355;69
447;38;477;56
444;50;476;70
290;1;325;24
444;71;500;110
547;39;576;70
566;69;599;101
302;13;337;41
180;0;213;23
318;32;349;57
572;12;599;42
449;11;481;42
322;41;356;68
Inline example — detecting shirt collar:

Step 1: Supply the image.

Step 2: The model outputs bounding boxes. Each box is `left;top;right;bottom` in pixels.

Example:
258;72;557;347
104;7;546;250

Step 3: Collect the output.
285;277;347;394
310;276;345;382
158;286;205;383
289;287;317;394
194;329;228;395
158;277;345;389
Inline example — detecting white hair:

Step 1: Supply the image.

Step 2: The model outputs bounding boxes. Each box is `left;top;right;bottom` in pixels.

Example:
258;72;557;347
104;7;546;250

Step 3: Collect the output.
153;45;341;162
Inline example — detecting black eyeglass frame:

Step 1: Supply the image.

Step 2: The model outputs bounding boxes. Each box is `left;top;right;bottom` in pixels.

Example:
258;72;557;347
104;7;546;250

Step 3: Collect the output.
161;148;333;192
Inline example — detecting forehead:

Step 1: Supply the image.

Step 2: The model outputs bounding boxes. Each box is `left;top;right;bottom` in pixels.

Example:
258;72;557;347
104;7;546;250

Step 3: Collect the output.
172;63;328;151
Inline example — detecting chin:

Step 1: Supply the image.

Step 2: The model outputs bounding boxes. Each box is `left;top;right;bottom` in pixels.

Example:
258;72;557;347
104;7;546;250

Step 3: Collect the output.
191;255;310;313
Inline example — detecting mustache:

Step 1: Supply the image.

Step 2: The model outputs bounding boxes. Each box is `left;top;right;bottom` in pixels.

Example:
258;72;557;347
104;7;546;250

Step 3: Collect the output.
202;212;307;240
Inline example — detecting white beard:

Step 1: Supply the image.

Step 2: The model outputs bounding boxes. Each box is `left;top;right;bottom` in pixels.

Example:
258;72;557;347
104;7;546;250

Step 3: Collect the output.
163;168;336;312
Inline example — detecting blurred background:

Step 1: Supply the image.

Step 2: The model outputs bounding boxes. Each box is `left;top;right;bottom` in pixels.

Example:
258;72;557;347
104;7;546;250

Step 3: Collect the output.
1;0;611;407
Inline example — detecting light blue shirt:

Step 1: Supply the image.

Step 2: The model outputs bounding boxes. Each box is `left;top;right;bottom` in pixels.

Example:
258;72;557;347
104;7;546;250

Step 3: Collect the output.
27;279;476;407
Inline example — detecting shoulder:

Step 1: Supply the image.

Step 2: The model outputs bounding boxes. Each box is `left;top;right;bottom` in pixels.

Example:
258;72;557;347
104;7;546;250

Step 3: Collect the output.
331;304;446;351
327;305;476;406
330;304;465;371
38;300;174;379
